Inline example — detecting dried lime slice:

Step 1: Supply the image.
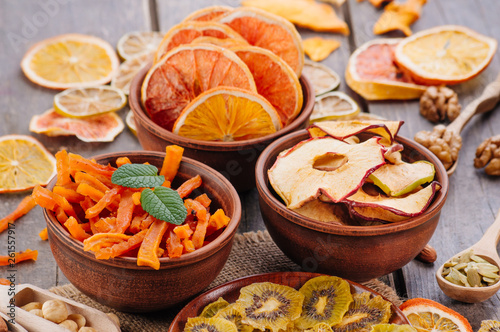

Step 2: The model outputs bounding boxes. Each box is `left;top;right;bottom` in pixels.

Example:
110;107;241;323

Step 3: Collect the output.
111;52;153;95
117;31;163;61
311;91;360;122
302;60;340;96
126;110;137;136
54;86;127;118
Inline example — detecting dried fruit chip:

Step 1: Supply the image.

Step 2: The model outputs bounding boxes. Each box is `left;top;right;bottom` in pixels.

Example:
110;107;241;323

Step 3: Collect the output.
291;199;350;225
182;5;234;22
190;36;248;48
111;52;153;95
312;91;360;123
29;109;124;143
241;0;349;35
200;297;230;318
116;31;163;61
268;137;385;208
302;60;341;96
125;110;137;136
373;0;426;36
214;304;253;332
185;317;238;332
303;37;341;62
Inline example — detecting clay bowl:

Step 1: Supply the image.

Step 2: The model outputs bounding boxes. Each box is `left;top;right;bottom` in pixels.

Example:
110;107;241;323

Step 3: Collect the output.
255;130;449;282
129;64;315;192
44;151;241;313
168;271;409;332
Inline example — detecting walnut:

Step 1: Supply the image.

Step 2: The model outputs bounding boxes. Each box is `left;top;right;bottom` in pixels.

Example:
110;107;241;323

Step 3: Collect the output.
420;86;461;123
414;124;462;169
474;135;500;176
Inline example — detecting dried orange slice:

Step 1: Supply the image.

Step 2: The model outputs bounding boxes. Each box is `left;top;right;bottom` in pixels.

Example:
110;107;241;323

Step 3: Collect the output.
190;36;249;48
0;135;56;193
142;44;256;131
111;52;153;95
400;298;473;332
154;21;245;63
29;109;124;142
218;7;304;76
21;34;119;90
182;5;234;22
346;38;427;100
116;31;163;61
231;45;302;126
172;87;281;142
395;25;498;85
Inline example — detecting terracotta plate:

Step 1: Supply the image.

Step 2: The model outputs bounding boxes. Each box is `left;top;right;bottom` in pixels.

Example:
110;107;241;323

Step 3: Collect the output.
168;272;409;332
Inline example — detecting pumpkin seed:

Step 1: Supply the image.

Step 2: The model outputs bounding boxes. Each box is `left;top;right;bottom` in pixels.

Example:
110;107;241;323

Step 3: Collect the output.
466;268;482;287
441;249;500;288
471;254;489;263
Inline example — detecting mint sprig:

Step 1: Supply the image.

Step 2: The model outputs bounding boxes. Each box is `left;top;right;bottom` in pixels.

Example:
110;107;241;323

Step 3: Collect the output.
111;163;187;225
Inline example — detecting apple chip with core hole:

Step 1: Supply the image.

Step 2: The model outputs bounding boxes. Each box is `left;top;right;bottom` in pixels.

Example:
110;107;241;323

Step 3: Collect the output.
346;182;441;223
369;160;435;196
291;199;351;225
268;137;385;209
308;120;403;145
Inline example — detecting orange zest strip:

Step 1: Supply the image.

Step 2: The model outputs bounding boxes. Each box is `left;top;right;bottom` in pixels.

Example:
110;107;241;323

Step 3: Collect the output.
113;189;135;233
173;224;193;239
160;145;184;182
0;195;36;233
64;216;91;242
177;175;202;198
166;231;183;258
116;156;131;167
185;199;208;249
194;193;211;208
83;233;131;252
94;229;148;260
39;227;48;241
55;150;71;186
53;185;85;203
137;219;168;270
85;187;122;219
0;249;38;266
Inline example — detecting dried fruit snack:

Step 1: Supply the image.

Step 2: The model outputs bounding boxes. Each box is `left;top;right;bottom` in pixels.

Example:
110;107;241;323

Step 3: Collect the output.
182;5;234;22
116;31;163;61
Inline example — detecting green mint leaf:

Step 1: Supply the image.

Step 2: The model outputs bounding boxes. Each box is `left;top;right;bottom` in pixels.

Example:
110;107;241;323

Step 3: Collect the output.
111;164;165;188
140;187;187;225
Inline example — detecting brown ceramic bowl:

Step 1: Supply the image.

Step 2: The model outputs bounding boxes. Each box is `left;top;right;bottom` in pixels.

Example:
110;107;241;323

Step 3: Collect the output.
129;64;315;192
168;271;409;332
44;151;241;313
255;130;449;282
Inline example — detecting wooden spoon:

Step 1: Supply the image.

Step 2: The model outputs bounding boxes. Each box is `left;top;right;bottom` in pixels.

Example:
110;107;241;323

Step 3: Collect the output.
446;73;500;175
0;284;120;331
436;208;500;303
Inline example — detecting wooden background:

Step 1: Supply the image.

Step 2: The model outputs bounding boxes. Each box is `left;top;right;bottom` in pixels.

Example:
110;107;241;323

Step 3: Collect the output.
0;0;499;326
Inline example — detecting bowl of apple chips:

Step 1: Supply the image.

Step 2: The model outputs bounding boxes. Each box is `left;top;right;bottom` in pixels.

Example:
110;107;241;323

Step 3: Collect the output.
255;120;449;282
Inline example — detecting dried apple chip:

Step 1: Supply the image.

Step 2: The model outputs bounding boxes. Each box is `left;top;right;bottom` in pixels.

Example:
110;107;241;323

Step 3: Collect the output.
241;0;350;34
373;0;426;36
291;199;350;225
308;120;403;144
303;37;341;62
268;137;385;208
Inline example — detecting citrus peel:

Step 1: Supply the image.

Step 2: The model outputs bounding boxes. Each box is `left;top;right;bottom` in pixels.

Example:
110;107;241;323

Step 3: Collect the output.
303;37;341;62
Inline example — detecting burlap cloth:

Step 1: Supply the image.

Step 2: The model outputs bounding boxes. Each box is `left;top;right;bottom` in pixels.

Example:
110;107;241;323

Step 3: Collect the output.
50;231;402;332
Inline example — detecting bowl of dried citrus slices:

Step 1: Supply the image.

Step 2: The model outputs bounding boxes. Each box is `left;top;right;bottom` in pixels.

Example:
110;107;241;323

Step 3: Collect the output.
255;120;449;282
129;6;314;192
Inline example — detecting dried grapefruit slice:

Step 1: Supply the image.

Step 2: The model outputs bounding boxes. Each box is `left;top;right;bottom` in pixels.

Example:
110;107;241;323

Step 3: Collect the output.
346;38;427;100
142;44;256;131
154;21;245;63
182;5;234;22
395;25;498;85
218;7;304;76
116;31;163;61
21;34;119;90
172;87;281;142
29;109;124;142
111;52;153;95
0;135;56;193
399;298;473;332
231;45;302;126
190;36;249;48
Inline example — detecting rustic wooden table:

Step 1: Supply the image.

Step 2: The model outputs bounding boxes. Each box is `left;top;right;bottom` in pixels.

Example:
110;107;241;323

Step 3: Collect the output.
1;0;500;328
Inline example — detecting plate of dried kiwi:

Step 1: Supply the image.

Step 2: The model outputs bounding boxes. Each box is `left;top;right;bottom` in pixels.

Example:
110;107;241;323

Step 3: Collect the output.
168;272;410;332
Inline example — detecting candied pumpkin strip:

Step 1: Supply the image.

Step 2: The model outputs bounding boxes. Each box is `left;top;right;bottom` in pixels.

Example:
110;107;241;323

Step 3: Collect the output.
83;233;131;252
194;193;211;208
53;185;84;203
76;183;119;210
85;187;122;219
94;229;148;259
177;175;202;198
185;199;208;249
173;224;193;239
32;186;79;220
39;227;48;241
166;231;183;258
54;207;69;225
116;156;131;167
207;208;231;235
137;219;168;270
74;171;111;193
94;217;117;234
132;192;141;205
0;196;36;233
140;215;155;231
160;145;184;182
0;249;38;266
113;189;135;233
64;216;91;242
55;150;71;186
182;238;195;253
69;153;116;179
128;213;149;234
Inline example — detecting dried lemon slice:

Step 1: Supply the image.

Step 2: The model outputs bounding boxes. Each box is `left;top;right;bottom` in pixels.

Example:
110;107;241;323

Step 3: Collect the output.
116;31;163;61
111;52;153;95
54;86;127;118
125;110;137;136
311;91;360;122
0;135;56;193
302;60;340;96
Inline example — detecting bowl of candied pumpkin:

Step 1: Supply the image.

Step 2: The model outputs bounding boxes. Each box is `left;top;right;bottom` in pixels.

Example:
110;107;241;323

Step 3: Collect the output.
40;149;241;312
255;120;449;282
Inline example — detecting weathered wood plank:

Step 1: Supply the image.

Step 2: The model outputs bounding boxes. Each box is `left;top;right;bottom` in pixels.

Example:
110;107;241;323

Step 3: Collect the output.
0;0;150;288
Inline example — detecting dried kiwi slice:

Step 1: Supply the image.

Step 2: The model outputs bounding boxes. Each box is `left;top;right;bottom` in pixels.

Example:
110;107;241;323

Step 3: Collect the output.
214;304;254;332
370;324;417;332
331;293;392;332
479;320;500;332
200;297;230;318
310;323;334;332
184;317;238;332
236;282;304;332
295;276;353;330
